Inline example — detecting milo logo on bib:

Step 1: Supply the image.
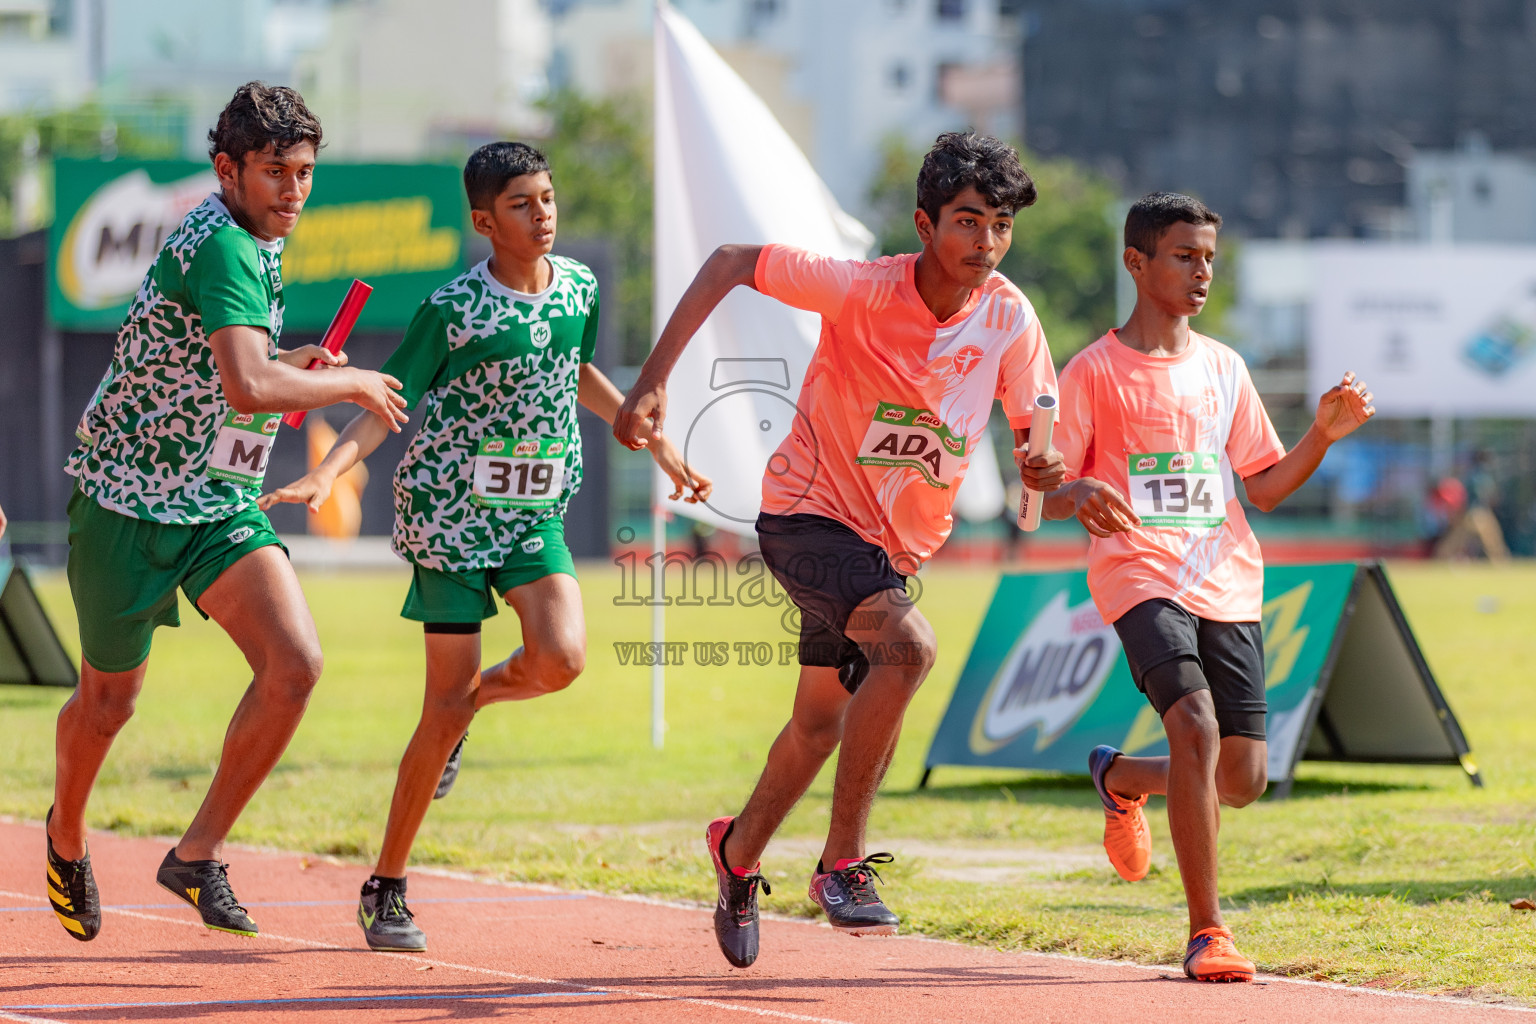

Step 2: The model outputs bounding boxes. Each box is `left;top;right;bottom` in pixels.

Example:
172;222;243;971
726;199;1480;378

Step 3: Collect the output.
856;402;968;489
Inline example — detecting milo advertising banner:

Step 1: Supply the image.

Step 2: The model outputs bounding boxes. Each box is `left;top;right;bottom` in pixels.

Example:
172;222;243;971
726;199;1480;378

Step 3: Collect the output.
48;159;464;331
923;563;1480;797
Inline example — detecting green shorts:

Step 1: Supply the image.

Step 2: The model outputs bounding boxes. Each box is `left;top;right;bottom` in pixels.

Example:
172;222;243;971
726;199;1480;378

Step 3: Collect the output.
66;484;286;673
401;517;576;624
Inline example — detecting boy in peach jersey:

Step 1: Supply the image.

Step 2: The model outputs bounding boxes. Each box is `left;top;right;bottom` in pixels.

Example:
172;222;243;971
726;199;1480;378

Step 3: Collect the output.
1046;193;1375;982
615;132;1065;968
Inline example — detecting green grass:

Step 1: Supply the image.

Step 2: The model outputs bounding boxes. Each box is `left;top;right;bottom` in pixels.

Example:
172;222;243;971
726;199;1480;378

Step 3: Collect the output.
5;560;1535;1002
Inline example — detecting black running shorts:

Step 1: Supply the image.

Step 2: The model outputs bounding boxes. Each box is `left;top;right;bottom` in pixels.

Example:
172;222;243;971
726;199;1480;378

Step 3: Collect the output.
1111;598;1268;740
755;512;909;695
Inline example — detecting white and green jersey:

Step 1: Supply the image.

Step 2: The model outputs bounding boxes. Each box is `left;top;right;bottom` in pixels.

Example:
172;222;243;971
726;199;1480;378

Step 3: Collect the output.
384;256;598;571
66;194;284;524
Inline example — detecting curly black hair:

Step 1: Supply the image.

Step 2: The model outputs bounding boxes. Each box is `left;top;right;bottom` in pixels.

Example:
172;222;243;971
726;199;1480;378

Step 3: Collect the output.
207;82;323;165
916;131;1036;222
463;141;552;211
1124;192;1222;256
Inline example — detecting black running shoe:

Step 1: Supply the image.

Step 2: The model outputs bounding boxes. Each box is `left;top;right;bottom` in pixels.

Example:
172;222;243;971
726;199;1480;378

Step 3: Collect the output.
434;731;468;800
809;853;899;936
706;816;771;968
358;875;427;952
45;807;100;942
155;849;258;936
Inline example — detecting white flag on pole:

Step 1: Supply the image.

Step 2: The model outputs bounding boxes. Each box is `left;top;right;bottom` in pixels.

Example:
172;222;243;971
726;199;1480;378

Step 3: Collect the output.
652;2;871;532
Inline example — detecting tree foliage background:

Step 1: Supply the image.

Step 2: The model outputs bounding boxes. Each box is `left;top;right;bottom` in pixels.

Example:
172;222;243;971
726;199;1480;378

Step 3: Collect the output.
539;91;655;366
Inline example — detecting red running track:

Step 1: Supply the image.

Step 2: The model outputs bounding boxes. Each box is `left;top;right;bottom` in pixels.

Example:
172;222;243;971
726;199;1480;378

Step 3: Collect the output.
2;819;1529;1024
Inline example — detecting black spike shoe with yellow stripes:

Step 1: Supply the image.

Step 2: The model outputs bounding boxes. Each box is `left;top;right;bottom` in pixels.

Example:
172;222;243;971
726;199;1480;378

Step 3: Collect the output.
155;848;258;936
45;806;100;942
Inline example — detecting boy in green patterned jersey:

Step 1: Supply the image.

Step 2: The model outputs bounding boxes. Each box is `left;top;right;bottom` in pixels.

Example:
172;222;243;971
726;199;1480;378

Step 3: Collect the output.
261;141;709;952
47;83;408;943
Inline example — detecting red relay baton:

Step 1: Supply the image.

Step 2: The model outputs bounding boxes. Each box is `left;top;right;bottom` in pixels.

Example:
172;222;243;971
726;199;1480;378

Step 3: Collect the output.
282;278;374;429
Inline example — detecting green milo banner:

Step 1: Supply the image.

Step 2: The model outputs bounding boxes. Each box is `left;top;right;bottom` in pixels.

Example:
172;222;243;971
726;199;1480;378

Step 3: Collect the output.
48;159;465;331
923;563;1479;794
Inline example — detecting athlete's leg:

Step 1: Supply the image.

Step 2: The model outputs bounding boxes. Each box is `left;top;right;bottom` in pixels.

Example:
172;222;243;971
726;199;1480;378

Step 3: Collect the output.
1159;688;1224;936
1213;738;1266;807
49;662;149;861
720;665;849;870
473;573;585;708
1105;734;1266;807
819;591;936;867
176;546;324;861
374;630;481;878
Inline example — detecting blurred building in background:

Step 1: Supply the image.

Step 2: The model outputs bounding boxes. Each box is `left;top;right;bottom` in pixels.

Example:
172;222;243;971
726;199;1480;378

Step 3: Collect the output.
0;0;90;113
549;0;1020;221
1020;0;1536;241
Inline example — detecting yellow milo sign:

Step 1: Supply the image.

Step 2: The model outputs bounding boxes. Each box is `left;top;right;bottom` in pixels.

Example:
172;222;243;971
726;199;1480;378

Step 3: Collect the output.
282;197;460;284
48;159;465;331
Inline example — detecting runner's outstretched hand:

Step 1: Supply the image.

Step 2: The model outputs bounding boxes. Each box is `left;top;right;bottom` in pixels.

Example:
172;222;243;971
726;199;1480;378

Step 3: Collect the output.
348;369;409;432
614;377;666;451
1315;370;1375;442
258;469;335;513
1067;478;1140;538
648;434;712;504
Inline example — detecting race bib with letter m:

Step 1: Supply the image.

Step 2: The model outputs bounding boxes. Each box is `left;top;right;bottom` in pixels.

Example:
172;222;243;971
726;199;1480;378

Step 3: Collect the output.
1127;451;1226;528
207;412;280;488
472;437;567;509
855;402;968;489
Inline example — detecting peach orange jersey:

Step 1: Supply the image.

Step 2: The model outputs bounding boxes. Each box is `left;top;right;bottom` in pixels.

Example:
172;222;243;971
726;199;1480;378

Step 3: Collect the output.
1055;329;1285;624
755;244;1056;564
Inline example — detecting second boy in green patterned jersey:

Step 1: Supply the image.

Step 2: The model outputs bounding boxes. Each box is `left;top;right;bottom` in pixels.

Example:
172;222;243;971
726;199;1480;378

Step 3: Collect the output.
261;142;709;953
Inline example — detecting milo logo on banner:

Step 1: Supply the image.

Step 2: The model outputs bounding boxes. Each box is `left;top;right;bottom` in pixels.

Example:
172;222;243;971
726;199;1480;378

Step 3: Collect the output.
56;168;217;310
968;590;1121;755
855;402;968;488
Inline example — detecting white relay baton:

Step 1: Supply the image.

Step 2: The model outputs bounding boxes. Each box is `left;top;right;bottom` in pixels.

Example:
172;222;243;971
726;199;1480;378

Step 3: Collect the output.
1016;393;1058;532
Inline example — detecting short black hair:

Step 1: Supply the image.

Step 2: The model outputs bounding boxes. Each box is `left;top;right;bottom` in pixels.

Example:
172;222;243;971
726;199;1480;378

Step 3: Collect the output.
916;131;1036;222
464;142;551;210
207;82;322;165
1124;192;1222;256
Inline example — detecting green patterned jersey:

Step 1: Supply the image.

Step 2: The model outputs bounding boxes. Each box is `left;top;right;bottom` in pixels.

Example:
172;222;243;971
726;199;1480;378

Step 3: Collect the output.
384;256;598;571
66;194;283;524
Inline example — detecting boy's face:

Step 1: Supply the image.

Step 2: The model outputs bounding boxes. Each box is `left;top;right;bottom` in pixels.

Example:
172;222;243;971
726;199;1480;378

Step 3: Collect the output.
1125;221;1217;318
471;171;556;259
214;142;316;241
914;186;1014;289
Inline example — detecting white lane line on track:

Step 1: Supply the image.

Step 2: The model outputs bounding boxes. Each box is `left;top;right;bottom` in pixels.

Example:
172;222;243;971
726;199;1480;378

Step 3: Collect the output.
0;890;855;1024
0;1012;69;1024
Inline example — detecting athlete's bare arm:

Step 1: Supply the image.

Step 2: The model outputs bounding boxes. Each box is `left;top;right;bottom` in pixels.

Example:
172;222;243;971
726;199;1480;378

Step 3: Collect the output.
613;244;762;450
211;324;407;429
258;409;391;513
1241;371;1374;513
579;363;711;503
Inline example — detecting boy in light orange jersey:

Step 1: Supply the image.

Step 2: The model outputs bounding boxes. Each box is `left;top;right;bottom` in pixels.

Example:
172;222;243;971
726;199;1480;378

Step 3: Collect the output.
1046;192;1375;982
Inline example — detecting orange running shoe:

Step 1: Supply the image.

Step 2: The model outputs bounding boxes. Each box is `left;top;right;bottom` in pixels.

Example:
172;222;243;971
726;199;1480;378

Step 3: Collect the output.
1088;745;1151;881
1183;927;1256;982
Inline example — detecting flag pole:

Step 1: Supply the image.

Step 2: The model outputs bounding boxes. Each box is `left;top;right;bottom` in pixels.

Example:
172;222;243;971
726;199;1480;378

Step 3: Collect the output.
651;469;666;749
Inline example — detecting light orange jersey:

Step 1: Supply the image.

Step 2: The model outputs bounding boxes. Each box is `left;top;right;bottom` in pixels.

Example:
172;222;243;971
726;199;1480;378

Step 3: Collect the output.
1055;329;1285;624
755;244;1056;564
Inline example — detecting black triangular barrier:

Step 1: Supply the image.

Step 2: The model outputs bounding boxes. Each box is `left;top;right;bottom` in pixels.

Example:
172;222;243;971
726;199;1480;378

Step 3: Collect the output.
0;548;79;688
1273;563;1480;796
